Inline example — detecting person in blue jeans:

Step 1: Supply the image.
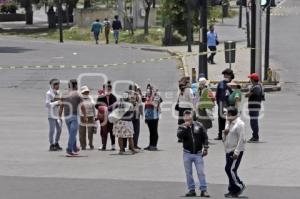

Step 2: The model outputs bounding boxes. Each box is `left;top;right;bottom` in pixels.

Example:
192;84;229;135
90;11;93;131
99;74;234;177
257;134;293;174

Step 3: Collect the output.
91;19;103;44
177;110;210;197
59;79;87;156
207;25;218;64
112;15;122;44
45;78;63;151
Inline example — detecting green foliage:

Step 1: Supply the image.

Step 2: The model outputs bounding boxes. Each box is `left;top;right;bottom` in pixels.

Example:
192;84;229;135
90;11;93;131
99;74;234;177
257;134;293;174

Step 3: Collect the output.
2;27;165;45
160;0;235;37
160;0;200;37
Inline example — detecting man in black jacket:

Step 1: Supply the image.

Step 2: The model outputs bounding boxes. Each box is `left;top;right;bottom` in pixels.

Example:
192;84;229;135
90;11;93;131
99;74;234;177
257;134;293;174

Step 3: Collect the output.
112;15;122;44
95;81;117;151
177;110;210;197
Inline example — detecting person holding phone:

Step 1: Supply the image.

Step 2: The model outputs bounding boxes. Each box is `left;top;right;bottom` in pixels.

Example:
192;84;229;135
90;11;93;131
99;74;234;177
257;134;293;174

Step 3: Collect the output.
177;110;210;198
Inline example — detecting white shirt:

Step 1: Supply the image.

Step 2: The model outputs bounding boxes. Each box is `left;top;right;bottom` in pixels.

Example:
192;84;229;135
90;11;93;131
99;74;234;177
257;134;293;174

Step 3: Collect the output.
178;88;194;109
45;88;60;119
223;117;246;155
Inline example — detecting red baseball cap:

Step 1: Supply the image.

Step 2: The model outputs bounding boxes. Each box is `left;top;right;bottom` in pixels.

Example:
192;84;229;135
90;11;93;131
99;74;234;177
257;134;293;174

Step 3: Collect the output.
248;73;259;81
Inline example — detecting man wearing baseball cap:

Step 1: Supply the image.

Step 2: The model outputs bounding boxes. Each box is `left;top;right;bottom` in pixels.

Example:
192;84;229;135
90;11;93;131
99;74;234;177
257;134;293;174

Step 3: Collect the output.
215;68;235;140
245;73;265;142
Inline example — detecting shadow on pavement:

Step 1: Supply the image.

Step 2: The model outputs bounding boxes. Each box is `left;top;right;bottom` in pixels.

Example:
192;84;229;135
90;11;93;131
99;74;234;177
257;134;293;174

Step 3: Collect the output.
0;46;34;53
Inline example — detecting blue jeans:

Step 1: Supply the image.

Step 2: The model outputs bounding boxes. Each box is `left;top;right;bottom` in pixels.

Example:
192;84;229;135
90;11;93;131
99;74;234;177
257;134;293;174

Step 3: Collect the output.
94;32;100;41
183;151;207;192
249;110;260;139
113;30;119;43
48;118;62;145
65;116;79;153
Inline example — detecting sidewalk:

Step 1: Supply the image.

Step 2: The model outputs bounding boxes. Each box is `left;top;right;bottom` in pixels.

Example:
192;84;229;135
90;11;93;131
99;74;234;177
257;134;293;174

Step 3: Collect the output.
154;7;281;92
164;10;251;81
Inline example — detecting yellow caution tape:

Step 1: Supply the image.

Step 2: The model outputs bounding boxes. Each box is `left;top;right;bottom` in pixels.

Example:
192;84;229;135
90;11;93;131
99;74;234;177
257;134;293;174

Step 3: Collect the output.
0;46;255;70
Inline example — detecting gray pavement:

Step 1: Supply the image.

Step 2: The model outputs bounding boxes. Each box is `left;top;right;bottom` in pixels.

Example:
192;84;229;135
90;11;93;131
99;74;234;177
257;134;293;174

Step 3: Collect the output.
1;0;300;198
1;176;300;199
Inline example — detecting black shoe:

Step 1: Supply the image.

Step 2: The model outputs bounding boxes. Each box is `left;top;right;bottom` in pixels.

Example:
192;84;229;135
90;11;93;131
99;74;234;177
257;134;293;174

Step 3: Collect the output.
237;183;246;196
214;137;222;141
224;192;238;198
185;190;196;197
144;146;151;151
178;139;183;143
200;191;210;197
98;146;106;151
89;145;94;150
49;144;57;151
211;61;216;64
54;143;63;151
248;137;259;143
149;146;158;151
81;147;86;150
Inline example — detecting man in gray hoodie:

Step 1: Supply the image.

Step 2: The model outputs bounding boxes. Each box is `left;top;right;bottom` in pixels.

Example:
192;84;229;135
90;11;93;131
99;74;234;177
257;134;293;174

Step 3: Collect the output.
45;79;63;151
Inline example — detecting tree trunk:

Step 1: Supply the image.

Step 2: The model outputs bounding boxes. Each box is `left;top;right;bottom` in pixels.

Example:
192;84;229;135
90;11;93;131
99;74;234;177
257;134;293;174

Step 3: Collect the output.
25;5;33;24
84;0;91;9
144;7;150;35
25;0;33;25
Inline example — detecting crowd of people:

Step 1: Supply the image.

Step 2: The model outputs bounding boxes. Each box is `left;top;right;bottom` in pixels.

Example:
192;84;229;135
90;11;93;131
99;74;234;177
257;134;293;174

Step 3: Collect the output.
175;69;265;197
46;79;163;156
45;68;264;197
90;15;123;45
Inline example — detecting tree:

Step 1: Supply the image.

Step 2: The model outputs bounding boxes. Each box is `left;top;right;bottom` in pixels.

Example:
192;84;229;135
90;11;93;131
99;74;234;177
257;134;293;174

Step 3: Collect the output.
83;0;91;8
144;0;153;35
65;0;79;22
20;0;34;24
161;0;199;37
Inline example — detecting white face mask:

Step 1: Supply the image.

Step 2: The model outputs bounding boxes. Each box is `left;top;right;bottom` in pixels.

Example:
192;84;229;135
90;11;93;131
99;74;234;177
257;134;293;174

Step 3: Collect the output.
224;77;230;82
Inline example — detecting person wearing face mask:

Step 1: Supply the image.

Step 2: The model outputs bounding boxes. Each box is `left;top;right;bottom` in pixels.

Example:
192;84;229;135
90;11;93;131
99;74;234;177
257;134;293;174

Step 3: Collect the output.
95;81;117;151
222;107;246;198
79;86;96;150
45;79;63;151
196;78;215;131
215;69;235;140
108;92;138;155
177;110;210;198
122;84;144;150
227;81;242;112
144;84;163;151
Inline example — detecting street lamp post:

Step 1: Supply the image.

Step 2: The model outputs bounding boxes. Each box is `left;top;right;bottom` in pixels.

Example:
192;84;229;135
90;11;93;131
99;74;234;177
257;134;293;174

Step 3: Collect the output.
264;1;271;80
58;0;63;43
255;0;262;79
250;0;256;73
238;1;243;28
186;0;192;52
198;0;208;78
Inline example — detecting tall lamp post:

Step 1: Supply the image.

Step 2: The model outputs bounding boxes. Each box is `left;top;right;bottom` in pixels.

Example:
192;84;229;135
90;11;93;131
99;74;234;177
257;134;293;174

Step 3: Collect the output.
186;0;193;52
198;0;208;78
58;0;63;43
